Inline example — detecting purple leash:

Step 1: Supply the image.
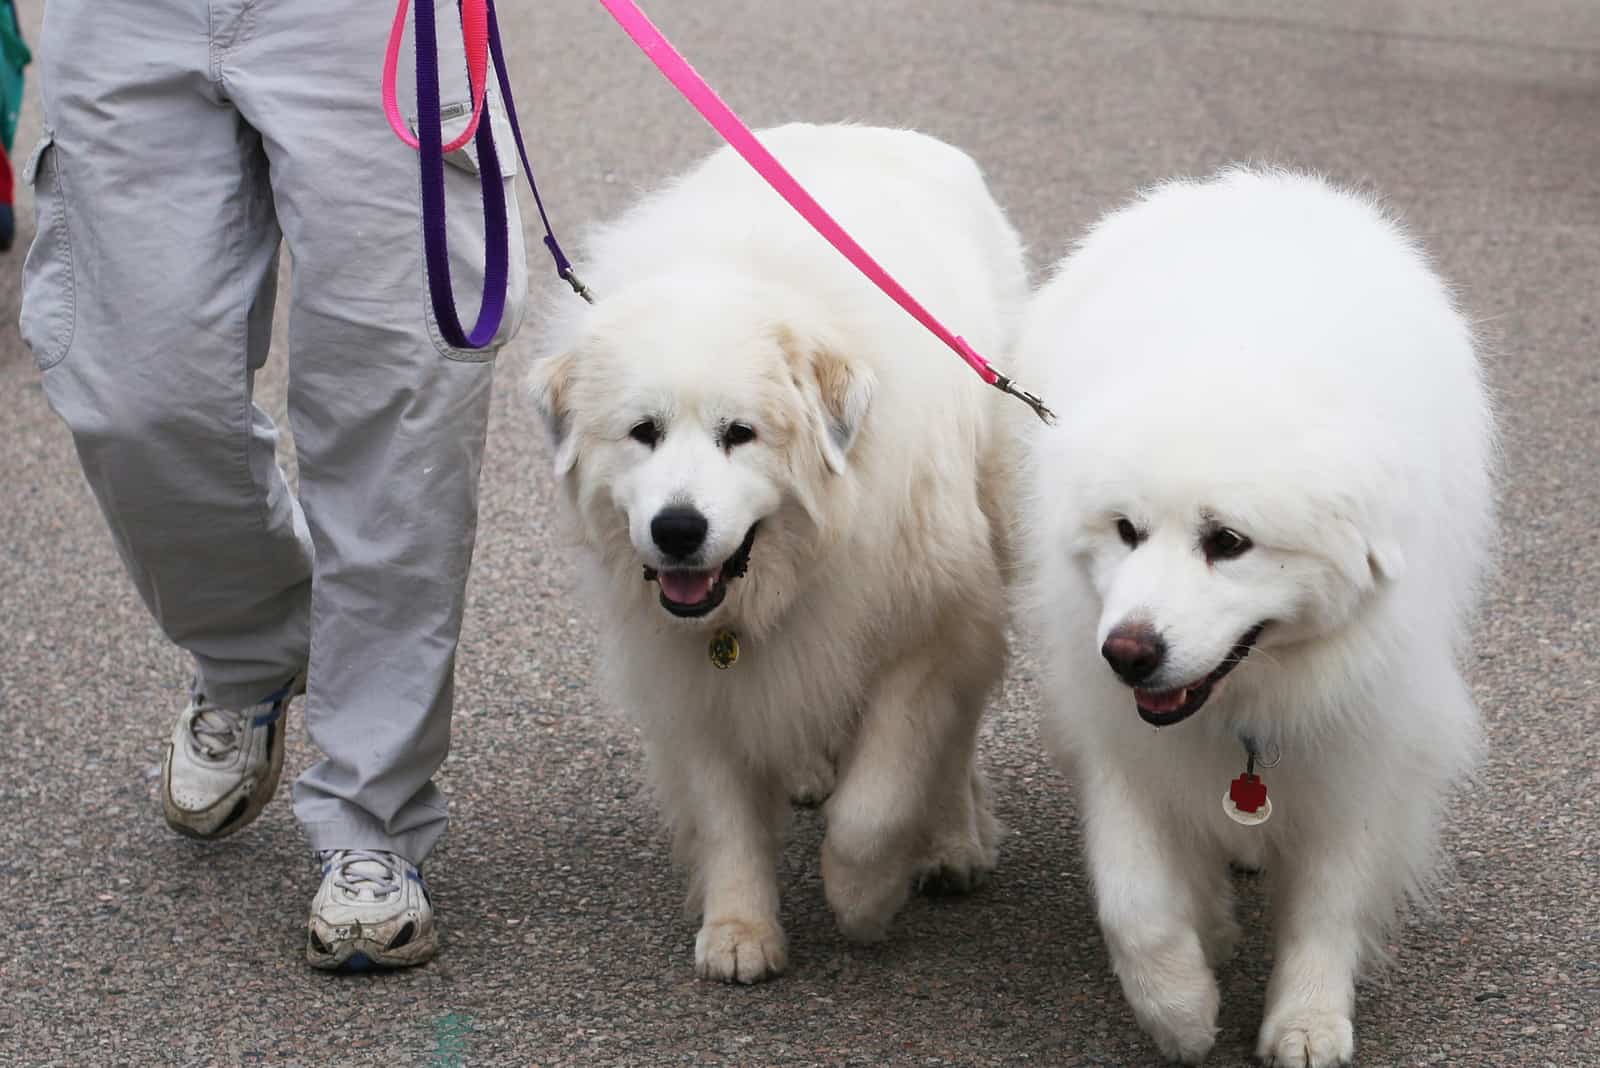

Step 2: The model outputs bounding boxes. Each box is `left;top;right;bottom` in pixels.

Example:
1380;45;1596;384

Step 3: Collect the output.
483;0;593;302
411;0;589;352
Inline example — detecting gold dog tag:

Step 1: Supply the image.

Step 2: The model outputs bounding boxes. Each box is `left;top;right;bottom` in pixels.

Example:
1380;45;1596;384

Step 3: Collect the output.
709;628;740;669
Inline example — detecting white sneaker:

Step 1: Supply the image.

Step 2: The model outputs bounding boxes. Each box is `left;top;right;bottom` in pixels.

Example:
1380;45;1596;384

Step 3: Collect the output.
306;849;438;971
160;674;303;840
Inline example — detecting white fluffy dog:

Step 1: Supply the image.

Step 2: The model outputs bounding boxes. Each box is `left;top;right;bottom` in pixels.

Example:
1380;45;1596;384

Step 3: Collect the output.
532;123;1027;982
1016;169;1495;1065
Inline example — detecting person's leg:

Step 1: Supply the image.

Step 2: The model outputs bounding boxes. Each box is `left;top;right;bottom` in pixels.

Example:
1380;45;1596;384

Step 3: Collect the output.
224;0;526;871
22;1;311;710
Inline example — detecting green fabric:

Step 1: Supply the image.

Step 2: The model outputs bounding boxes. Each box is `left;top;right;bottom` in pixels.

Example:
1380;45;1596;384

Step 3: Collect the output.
0;0;29;151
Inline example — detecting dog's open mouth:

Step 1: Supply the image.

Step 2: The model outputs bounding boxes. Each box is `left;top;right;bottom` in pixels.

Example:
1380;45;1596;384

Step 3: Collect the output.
643;524;759;619
1134;624;1266;727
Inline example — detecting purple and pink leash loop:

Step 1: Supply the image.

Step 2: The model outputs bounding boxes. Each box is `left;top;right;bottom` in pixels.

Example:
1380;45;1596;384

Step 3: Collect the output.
382;0;1053;422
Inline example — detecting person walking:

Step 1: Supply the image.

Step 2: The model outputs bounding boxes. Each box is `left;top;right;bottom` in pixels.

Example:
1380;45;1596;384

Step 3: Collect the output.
18;0;528;970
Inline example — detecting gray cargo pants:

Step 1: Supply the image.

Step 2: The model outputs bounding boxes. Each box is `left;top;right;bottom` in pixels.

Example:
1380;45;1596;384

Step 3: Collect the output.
19;0;528;863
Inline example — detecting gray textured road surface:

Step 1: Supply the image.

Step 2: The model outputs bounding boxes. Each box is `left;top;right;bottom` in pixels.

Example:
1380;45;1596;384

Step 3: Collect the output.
1;1;1596;1065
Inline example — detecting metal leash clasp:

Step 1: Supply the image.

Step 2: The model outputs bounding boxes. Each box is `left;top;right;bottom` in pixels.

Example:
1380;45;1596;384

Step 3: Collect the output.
561;267;596;305
991;374;1057;425
543;235;595;304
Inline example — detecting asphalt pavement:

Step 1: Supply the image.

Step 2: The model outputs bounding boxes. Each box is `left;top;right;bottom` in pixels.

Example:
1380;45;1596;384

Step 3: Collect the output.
1;1;1596;1065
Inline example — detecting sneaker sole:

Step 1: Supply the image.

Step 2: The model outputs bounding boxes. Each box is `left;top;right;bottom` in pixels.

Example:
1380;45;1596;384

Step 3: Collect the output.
306;926;439;972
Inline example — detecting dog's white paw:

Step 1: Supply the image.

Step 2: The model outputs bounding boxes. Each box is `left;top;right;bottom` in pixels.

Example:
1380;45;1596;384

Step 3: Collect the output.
1131;985;1220;1065
914;828;998;896
913;857;992;896
1256;1011;1354;1067
787;756;836;807
1228;853;1265;877
694;918;787;984
821;842;910;942
1109;936;1220;1064
915;770;1001;895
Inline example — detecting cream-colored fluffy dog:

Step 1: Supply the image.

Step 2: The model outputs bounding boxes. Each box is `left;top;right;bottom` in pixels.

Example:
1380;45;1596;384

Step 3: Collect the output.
1017;169;1495;1065
532;123;1027;982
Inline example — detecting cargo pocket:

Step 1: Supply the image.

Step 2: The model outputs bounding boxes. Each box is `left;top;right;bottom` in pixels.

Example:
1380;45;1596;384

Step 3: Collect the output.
19;129;78;372
408;95;520;181
416;88;530;364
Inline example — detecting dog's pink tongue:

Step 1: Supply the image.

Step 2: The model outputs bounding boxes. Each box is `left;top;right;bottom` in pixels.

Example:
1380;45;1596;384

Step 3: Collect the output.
658;570;716;605
1135;687;1188;713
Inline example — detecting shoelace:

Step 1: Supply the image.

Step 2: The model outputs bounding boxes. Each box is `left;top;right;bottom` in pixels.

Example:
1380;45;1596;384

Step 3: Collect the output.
323;849;404;901
187;697;247;761
185;680;295;761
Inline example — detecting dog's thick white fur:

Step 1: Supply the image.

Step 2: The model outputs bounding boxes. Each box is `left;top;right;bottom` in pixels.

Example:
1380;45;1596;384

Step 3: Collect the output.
1016;169;1495;1065
532;123;1027;983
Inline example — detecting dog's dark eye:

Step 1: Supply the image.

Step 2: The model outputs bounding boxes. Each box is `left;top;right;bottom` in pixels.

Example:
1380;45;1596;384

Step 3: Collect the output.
1116;518;1143;548
722;422;757;449
1203;527;1253;562
629;420;660;448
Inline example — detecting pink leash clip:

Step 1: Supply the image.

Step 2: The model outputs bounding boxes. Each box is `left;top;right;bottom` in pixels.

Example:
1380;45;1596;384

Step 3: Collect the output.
595;0;1055;424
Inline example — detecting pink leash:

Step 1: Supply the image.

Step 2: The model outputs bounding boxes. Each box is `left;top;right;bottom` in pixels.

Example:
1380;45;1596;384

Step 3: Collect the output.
595;0;1054;423
382;0;1053;420
383;0;489;154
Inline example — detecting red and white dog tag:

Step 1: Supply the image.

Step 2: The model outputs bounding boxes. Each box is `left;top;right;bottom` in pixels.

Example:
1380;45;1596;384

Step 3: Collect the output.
1224;770;1272;826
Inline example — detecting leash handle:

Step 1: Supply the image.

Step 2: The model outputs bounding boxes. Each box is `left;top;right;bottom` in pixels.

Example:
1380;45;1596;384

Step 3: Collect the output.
413;0;510;349
383;0;489;154
385;0;590;350
594;0;1055;423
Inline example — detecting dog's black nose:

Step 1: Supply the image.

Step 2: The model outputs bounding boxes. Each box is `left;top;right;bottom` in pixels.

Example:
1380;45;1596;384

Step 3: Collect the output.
651;507;709;560
1102;622;1166;685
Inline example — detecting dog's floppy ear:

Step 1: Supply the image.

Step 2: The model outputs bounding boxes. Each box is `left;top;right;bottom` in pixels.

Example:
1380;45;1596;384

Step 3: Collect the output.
813;348;875;473
529;350;580;478
1332;515;1406;588
782;328;875;475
